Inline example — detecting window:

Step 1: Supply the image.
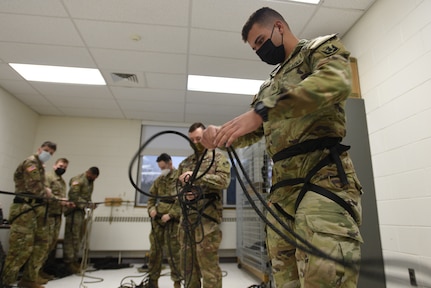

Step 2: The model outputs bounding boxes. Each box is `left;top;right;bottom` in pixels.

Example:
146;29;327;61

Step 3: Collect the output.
135;154;185;206
134;124;237;207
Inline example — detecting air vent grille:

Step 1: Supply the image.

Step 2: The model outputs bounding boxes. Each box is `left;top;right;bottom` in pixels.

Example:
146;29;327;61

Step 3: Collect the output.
110;72;139;84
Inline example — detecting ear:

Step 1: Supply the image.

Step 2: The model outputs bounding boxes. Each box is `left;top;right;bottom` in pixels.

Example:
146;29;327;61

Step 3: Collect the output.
274;20;284;34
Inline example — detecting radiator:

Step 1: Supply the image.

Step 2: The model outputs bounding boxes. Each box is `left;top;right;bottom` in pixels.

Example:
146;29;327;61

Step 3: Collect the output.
89;214;237;251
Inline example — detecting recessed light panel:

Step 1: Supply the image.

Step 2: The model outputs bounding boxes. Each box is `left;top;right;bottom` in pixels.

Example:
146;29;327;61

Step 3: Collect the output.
9;63;106;85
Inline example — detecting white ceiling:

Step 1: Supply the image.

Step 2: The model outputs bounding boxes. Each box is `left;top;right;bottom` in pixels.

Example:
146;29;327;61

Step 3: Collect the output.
0;0;376;126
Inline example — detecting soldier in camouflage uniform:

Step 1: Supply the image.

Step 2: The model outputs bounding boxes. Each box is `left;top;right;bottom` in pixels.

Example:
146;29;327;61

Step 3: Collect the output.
40;158;73;280
202;7;363;288
1;141;57;288
177;123;231;288
63;167;99;274
146;153;181;288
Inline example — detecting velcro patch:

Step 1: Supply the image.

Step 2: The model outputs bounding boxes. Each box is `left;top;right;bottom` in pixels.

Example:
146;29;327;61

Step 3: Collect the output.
321;44;339;56
26;165;36;172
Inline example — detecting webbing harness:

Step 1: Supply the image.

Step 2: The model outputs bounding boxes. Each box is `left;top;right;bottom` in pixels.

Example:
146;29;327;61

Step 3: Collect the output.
185;192;220;224
270;137;358;223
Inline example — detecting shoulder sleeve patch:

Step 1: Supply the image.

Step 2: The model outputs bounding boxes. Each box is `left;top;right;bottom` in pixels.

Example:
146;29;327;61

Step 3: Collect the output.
26;165;37;172
321;44;340;56
71;181;80;186
309;33;337;50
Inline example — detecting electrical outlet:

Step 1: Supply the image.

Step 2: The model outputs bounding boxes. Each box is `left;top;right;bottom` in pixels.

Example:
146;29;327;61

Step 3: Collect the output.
408;268;418;286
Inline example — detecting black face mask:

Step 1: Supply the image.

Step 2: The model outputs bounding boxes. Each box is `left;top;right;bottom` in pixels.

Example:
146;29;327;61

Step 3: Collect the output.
256;26;285;65
55;168;66;176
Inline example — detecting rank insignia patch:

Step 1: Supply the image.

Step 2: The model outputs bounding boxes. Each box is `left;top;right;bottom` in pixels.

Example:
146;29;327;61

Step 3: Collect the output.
322;44;339;56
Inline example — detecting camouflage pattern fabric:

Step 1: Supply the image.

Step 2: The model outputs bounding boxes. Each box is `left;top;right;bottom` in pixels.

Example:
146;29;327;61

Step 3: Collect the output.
147;169;181;283
177;150;230;288
63;173;94;264
1;155;49;285
42;170;67;264
231;35;363;288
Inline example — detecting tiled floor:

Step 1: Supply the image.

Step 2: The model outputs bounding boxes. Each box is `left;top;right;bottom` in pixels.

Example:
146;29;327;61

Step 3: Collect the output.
42;263;265;288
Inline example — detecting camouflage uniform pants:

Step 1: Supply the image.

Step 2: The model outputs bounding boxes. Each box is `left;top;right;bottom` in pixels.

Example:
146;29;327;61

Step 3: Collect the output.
179;221;222;288
1;203;49;285
41;215;62;264
266;193;361;288
63;210;85;263
148;219;181;282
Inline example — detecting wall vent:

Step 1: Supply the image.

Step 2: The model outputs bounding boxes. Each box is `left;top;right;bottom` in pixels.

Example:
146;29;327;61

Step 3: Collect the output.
94;216;150;223
93;216;237;223
110;72;139;84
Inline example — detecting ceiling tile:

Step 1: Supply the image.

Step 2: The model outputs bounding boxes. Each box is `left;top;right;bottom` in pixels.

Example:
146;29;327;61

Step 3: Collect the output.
0;43;96;67
62;0;191;26
0;14;83;46
75;20;188;54
0;0;376;124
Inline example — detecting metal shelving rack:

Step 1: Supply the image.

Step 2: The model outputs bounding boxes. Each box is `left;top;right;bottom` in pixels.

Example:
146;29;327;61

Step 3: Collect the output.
236;139;272;286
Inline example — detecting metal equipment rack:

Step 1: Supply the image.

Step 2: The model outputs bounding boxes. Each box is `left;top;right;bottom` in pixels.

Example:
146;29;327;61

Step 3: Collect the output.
236;139;272;286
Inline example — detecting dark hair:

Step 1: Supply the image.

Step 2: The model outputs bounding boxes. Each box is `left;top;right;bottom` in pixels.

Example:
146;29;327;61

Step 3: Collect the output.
41;141;57;151
55;158;69;164
156;153;172;163
188;122;205;133
241;7;288;42
88;166;100;176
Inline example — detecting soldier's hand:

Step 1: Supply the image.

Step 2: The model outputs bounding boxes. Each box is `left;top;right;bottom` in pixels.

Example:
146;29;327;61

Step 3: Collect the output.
185;191;196;201
215;110;262;147
67;201;76;208
161;214;171;222
179;171;193;184
45;187;53;198
57;197;69;206
202;125;220;149
149;210;157;218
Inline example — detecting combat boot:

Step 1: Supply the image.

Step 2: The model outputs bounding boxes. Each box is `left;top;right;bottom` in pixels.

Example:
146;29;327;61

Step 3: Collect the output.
66;263;81;274
17;279;45;288
35;276;48;284
147;279;158;288
39;271;55;280
174;280;181;288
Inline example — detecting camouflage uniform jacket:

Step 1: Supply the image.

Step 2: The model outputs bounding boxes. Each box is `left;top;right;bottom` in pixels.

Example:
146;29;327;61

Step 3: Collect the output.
178;150;231;224
232;34;363;231
45;170;67;215
67;173;94;211
14;154;46;196
147;168;181;220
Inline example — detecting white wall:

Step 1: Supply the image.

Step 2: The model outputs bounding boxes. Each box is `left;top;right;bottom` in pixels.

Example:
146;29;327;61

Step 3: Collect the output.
0;87;39;213
343;0;431;287
0;108;238;256
0;86;39;250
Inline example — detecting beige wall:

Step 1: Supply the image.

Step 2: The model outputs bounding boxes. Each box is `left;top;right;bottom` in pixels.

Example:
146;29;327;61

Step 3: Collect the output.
343;0;431;286
0;88;237;255
0;87;39;214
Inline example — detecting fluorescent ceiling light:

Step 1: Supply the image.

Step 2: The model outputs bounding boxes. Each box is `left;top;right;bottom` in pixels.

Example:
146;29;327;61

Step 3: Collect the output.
267;0;320;4
290;0;320;4
188;75;264;95
9;63;106;85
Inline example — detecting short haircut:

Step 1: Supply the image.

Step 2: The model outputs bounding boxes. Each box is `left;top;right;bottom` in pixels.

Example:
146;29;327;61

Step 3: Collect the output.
41;141;57;151
88;166;100;176
241;7;288;42
188;122;206;133
55;158;69;164
157;153;172;163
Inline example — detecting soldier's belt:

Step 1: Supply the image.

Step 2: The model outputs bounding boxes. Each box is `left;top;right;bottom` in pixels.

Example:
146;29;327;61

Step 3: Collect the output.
13;196;44;204
159;199;175;204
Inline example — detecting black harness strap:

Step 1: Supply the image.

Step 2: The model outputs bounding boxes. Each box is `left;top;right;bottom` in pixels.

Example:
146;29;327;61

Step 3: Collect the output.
271;137;358;223
272;137;343;163
272;203;295;221
185;192;220;224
